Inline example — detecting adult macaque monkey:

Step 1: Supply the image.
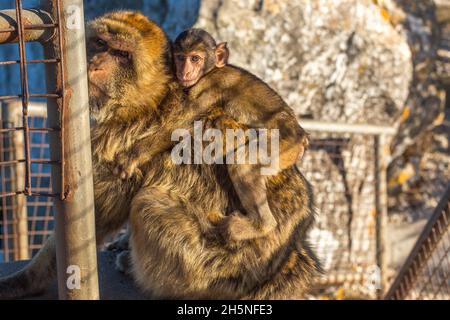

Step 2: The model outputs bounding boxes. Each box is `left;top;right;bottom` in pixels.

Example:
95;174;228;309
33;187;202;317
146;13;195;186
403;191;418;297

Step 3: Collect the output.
0;12;320;300
115;28;310;242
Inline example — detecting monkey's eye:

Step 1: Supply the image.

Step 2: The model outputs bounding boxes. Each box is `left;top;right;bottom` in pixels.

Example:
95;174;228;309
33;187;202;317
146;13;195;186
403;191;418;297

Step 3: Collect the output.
175;55;185;62
191;55;201;63
96;38;107;48
114;50;131;61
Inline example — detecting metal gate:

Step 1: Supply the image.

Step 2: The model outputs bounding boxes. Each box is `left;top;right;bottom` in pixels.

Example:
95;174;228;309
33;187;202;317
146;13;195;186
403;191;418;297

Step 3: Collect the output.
0;0;98;299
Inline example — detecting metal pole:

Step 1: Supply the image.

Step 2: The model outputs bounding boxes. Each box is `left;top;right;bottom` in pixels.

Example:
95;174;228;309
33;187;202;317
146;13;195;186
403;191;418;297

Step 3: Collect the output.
41;0;99;300
0;9;55;44
300;119;397;136
1;101;29;260
374;134;389;299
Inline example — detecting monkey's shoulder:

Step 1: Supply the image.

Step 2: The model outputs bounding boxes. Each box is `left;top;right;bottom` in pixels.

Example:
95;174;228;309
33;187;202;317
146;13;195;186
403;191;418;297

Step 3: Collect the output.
205;65;264;87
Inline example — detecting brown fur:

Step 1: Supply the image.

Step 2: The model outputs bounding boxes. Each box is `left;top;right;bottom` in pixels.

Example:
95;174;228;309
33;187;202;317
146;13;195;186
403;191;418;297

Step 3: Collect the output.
0;11;320;300
115;29;310;242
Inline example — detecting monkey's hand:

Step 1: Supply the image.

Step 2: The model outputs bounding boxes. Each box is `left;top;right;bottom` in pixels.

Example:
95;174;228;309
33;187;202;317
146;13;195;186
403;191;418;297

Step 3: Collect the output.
218;211;277;242
113;150;142;180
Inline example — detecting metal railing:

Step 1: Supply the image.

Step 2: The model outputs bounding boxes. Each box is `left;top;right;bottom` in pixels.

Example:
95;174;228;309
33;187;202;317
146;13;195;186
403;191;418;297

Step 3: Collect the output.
385;184;450;300
0;0;98;300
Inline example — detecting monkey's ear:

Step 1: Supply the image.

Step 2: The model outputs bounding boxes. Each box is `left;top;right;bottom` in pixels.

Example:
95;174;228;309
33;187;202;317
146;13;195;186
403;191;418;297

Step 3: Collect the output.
215;42;229;68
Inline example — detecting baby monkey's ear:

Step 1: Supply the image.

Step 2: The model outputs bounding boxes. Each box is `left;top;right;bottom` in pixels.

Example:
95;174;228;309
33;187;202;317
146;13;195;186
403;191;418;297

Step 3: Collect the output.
215;42;229;68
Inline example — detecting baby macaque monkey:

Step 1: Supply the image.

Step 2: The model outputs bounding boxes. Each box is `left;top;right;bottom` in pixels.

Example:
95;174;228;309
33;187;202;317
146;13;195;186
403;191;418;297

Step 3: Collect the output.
172;29;309;242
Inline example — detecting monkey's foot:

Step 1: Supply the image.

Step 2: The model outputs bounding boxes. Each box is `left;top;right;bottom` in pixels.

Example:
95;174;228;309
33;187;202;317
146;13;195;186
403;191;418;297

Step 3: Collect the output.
219;212;277;242
107;232;130;251
115;250;132;275
113;152;140;180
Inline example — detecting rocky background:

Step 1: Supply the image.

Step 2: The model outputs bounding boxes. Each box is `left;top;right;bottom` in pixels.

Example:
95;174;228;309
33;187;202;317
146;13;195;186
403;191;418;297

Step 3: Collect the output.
0;0;449;299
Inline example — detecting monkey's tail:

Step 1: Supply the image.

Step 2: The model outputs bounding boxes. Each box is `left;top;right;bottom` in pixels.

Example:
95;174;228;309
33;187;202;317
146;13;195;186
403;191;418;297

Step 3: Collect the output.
0;233;57;299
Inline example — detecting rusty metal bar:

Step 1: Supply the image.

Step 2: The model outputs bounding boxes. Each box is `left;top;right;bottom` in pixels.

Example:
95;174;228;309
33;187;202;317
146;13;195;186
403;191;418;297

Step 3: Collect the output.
0;58;59;65
0;9;55;44
0;159;60;166
0;127;60;133
15;0;32;196
385;184;450;300
40;0;99;300
0;93;60;100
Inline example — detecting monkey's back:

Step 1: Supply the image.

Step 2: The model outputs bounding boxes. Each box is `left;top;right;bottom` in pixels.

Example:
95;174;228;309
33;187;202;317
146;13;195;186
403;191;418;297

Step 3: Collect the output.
114;118;321;299
189;65;300;136
90;85;320;299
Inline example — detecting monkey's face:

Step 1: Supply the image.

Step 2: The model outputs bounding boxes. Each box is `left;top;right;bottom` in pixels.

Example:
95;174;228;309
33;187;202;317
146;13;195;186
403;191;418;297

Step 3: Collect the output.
86;34;134;110
85;11;173;121
173;32;229;88
174;51;208;88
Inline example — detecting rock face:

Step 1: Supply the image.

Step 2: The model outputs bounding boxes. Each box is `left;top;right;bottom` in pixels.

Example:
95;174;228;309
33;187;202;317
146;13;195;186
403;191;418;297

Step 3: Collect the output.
196;0;442;140
196;0;414;124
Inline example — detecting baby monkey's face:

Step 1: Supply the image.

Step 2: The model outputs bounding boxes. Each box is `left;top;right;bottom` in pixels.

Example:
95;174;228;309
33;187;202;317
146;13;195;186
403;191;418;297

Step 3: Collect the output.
173;28;229;88
174;51;207;88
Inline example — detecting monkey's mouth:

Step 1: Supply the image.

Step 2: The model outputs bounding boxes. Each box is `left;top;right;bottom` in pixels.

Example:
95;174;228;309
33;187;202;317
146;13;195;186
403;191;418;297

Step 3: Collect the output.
88;81;111;110
177;76;200;88
178;79;197;87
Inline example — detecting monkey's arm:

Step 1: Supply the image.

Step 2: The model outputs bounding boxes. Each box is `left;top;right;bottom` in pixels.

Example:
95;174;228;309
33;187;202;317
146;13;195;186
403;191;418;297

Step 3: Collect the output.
228;103;308;171
276;112;309;170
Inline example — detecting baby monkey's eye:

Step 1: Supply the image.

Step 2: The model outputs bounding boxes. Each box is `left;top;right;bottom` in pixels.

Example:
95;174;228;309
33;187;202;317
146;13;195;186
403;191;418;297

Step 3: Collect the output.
191;55;201;62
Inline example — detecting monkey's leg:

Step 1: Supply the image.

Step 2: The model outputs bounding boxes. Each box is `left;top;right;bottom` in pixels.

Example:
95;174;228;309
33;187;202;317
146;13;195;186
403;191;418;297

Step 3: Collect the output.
0;234;56;299
115;250;132;275
221;163;277;242
107;228;132;274
129;187;249;299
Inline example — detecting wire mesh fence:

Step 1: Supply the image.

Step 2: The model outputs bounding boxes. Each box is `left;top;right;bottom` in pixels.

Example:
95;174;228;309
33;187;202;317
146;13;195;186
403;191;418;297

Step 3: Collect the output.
385;184;450;300
0;101;54;262
0;0;65;263
298;122;393;299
